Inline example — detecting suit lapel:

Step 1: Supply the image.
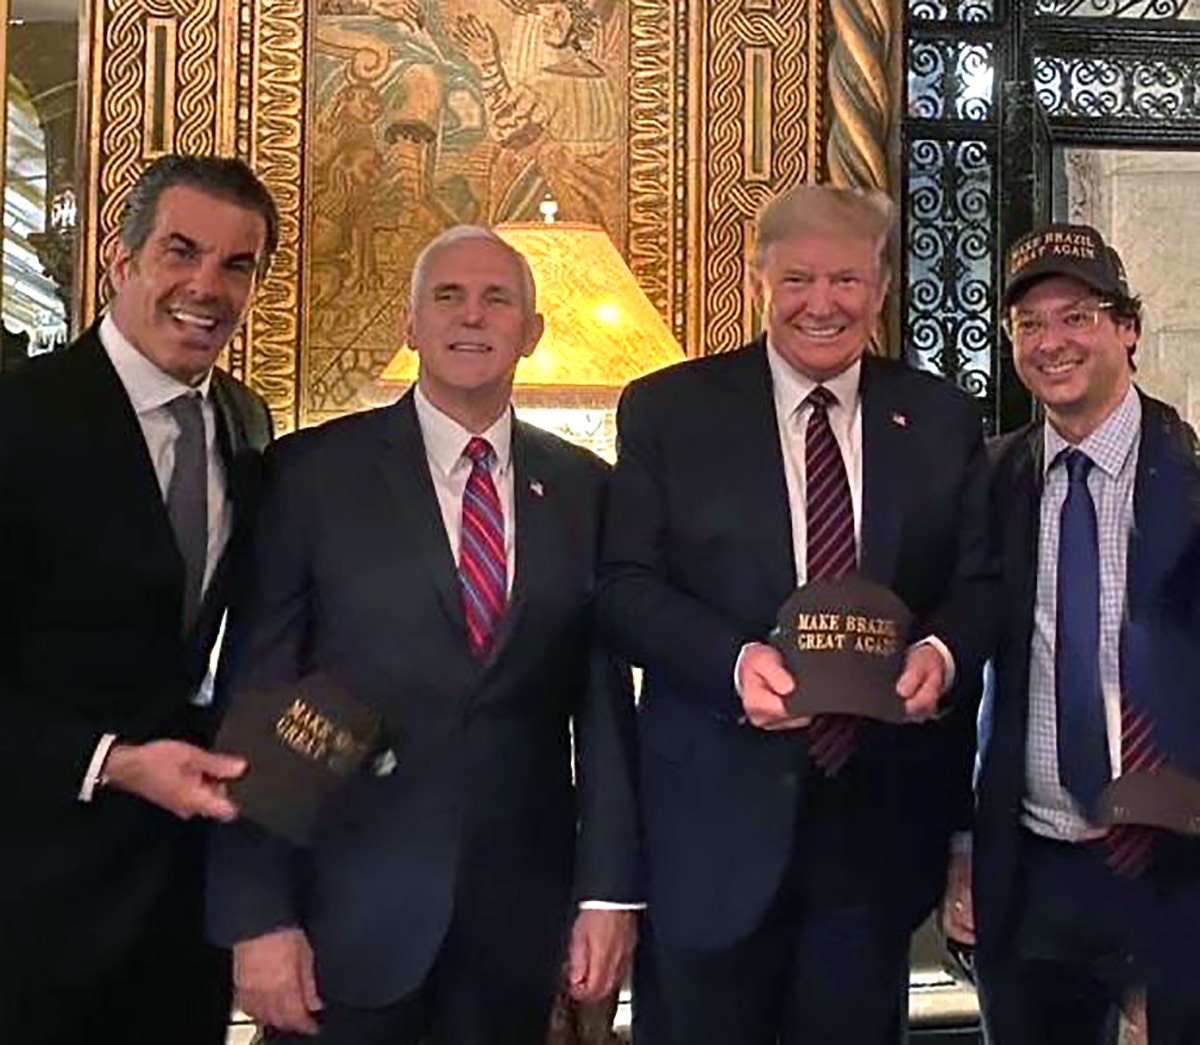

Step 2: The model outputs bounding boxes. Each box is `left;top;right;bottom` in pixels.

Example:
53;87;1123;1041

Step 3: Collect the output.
859;358;906;586
726;341;796;598
75;330;183;585
487;419;552;664
1006;426;1042;655
376;393;468;638
1128;394;1196;614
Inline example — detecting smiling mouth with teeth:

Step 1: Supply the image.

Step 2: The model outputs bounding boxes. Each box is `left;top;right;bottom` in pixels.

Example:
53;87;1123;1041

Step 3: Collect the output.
170;310;220;331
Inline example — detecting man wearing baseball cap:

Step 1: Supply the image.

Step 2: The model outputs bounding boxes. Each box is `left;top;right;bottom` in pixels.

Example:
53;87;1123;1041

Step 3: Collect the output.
942;222;1200;1042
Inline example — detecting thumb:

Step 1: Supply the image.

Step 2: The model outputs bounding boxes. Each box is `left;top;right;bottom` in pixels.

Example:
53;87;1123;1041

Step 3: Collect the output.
755;653;795;698
191;749;248;780
299;939;324;1012
567;923;590;987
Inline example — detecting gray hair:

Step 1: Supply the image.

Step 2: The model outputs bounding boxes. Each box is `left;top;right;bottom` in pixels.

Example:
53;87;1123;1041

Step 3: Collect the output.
408;225;538;313
119;154;280;277
751;184;894;280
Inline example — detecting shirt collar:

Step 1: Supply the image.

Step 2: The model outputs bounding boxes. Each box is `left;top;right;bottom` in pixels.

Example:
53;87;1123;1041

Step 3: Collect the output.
765;339;862;421
413;383;513;478
99;313;214;415
1043;382;1141;480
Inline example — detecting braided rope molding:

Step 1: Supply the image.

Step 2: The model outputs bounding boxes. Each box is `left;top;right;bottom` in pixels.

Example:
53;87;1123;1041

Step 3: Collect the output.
245;0;305;431
703;0;815;353
828;0;891;191
628;0;676;333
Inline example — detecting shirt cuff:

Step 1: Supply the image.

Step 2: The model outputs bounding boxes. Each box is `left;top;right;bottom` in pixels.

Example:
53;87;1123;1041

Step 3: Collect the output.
578;901;647;911
733;642;754;696
950;831;973;855
914;635;956;692
79;733;118;803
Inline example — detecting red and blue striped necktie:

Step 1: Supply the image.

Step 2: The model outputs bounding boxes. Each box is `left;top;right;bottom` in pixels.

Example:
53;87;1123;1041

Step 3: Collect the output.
459;436;507;658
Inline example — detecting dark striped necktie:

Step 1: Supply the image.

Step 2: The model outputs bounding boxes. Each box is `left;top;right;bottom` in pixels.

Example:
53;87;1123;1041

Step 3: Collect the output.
803;386;859;775
165;392;208;633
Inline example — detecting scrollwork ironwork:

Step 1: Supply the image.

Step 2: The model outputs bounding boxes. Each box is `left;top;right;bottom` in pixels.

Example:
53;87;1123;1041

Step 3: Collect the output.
904;137;994;397
907;39;994;121
909;0;995;21
1034;0;1194;20
1035;52;1200;120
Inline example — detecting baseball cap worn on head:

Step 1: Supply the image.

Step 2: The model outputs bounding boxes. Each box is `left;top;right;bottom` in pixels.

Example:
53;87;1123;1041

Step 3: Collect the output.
1002;223;1130;309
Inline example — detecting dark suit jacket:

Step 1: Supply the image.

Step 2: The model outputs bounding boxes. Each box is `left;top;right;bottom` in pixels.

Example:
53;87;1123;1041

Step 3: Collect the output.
598;342;998;949
0;325;272;984
975;390;1200;972
206;391;640;1008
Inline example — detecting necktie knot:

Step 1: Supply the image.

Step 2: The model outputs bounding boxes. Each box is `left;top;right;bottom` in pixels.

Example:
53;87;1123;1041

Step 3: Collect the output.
166;390;205;429
464;436;495;468
806;386;836;413
1059;447;1094;485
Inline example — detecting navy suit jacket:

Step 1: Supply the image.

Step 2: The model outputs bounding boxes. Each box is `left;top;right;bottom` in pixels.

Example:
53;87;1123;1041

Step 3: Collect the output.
599;342;998;949
974;390;1200;975
207;391;641;1007
0;327;272;984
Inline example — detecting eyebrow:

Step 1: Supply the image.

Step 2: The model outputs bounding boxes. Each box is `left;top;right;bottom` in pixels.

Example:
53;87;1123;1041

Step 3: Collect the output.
162;232;259;268
1012;293;1097;314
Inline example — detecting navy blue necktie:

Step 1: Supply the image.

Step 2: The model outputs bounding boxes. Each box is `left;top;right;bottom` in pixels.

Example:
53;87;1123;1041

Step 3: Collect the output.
1055;448;1111;817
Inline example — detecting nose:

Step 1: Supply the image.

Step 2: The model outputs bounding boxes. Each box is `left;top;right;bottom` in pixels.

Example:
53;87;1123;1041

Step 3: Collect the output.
460;294;485;326
187;256;224;300
804;278;834;315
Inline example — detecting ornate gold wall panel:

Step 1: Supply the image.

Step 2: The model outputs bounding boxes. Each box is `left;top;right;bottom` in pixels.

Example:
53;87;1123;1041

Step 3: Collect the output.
77;0;827;430
689;0;823;354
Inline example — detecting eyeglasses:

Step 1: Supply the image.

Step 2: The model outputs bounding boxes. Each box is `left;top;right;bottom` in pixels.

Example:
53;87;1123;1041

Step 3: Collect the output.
1003;301;1114;346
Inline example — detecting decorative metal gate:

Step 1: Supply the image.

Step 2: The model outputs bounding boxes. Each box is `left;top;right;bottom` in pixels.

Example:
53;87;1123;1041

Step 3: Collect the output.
901;0;1200;432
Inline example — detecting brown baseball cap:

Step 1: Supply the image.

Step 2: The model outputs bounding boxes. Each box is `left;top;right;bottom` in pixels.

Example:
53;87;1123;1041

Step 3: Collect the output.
1002;223;1130;309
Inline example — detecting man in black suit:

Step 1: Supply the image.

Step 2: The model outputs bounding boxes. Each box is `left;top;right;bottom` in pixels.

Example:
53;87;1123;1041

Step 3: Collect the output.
207;225;641;1043
946;224;1200;1043
0;155;277;1045
599;184;998;1045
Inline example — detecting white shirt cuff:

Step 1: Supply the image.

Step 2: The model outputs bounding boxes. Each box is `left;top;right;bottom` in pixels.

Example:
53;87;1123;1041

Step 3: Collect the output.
578;901;646;911
79;733;118;802
914;635;956;692
950;831;973;855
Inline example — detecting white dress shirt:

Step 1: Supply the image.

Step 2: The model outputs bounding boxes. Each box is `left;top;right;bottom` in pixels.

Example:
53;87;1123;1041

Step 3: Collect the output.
413;384;516;592
734;347;955;693
79;315;231;801
413;384;638;912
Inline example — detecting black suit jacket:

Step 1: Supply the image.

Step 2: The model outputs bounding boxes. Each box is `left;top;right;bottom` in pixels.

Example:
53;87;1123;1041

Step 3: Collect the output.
206;391;641;1008
975;390;1200;968
599;342;998;949
0;325;272;983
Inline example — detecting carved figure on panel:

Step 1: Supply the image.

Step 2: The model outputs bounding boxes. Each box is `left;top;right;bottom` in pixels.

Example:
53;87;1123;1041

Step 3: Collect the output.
305;0;626;417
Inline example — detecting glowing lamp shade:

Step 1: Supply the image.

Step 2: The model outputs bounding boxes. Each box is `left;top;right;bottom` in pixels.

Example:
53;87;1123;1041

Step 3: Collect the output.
379;222;683;408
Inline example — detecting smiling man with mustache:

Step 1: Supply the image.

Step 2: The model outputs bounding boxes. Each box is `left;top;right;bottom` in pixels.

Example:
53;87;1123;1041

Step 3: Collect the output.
0;154;276;1045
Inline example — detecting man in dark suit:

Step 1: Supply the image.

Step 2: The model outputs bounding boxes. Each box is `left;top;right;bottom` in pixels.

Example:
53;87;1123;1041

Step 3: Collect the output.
207;225;641;1043
947;224;1200;1043
0;154;277;1045
598;184;998;1045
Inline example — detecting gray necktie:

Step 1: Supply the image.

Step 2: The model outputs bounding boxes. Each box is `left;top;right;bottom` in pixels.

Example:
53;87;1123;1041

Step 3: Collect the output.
165;392;208;632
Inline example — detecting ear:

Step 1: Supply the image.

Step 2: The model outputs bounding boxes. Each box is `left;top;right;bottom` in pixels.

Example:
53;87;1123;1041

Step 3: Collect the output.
521;311;545;359
401;301;417;352
107;240;134;293
747;267;765;308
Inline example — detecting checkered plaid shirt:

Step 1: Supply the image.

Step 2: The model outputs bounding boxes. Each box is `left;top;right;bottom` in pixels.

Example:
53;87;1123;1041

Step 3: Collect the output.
1023;385;1141;841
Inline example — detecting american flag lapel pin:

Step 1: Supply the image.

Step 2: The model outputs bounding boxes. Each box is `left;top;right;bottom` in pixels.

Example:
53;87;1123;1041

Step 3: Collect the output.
891;412;908;428
530;480;544;497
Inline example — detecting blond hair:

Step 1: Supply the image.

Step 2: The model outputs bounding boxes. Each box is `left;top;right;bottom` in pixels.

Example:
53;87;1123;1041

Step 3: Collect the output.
751;184;894;278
